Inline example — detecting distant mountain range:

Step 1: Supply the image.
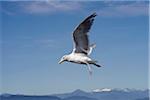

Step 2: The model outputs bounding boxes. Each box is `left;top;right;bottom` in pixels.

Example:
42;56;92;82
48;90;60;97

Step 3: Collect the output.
1;88;149;100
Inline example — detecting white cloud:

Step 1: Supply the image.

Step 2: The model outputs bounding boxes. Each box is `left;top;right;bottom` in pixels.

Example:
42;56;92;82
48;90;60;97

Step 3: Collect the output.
2;1;148;17
98;1;149;17
22;1;82;14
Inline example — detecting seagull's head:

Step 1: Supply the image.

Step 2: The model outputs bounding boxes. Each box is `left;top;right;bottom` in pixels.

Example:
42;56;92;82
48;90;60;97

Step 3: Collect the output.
59;55;68;64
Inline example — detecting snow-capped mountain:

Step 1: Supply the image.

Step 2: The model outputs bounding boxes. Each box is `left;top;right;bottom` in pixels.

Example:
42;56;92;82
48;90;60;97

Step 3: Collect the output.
92;88;146;93
1;89;149;100
54;88;149;100
92;88;112;92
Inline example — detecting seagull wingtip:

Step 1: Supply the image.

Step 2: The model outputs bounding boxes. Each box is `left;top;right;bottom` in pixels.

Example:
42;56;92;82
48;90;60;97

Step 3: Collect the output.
92;12;97;17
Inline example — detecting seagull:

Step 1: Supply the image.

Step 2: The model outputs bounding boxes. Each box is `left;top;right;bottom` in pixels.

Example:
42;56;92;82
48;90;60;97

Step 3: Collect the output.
59;13;101;75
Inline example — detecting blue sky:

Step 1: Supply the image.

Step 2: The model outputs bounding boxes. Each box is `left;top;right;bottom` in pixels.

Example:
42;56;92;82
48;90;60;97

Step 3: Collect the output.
1;1;149;95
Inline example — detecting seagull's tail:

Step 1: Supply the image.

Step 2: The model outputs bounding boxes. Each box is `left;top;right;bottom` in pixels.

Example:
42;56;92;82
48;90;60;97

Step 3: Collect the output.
93;63;101;67
89;60;102;67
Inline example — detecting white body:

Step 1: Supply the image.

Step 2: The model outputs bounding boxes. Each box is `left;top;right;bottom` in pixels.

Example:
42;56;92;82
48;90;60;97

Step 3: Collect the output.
67;53;92;64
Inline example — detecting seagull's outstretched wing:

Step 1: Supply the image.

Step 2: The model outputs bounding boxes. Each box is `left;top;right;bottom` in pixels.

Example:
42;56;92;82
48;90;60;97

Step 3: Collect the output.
72;13;97;55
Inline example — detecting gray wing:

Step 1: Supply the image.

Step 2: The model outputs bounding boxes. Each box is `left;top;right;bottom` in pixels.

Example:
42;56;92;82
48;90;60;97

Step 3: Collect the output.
72;13;97;55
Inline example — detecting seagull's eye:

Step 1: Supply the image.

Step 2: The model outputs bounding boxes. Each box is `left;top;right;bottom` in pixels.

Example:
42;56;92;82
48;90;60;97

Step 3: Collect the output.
63;56;66;59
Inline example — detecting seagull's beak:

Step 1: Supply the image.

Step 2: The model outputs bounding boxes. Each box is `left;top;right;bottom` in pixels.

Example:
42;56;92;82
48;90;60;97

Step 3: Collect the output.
59;59;65;64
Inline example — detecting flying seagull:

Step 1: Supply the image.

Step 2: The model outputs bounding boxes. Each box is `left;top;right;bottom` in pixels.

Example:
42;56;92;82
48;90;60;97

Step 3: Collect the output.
59;13;101;75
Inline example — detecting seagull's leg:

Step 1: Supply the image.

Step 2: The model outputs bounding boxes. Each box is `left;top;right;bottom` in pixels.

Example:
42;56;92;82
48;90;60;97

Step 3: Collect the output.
85;62;92;76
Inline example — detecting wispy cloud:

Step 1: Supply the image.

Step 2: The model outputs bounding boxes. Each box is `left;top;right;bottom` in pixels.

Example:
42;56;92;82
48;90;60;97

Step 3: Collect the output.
1;1;82;15
23;1;148;16
34;39;56;48
1;1;148;17
98;1;149;17
21;1;82;14
2;35;58;49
